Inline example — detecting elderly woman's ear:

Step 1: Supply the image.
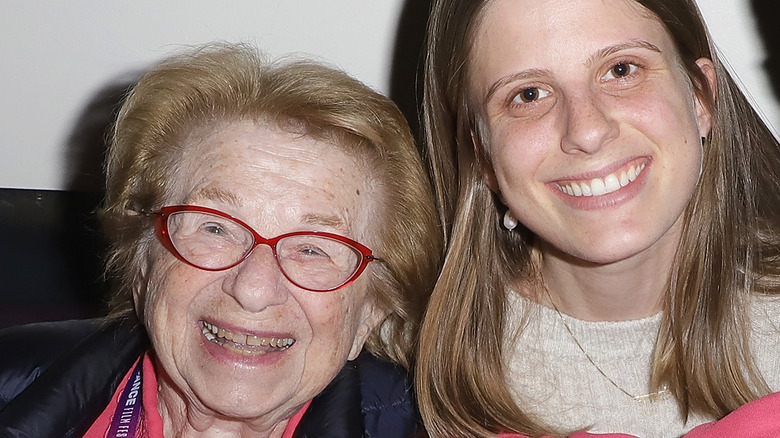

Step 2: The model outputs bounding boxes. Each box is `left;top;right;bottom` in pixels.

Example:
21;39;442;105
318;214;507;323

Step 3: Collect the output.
130;239;171;322
348;302;389;361
130;252;154;320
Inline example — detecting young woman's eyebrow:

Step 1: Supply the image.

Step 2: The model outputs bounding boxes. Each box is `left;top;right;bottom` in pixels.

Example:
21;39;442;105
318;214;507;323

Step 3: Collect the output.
585;40;662;68
483;68;552;105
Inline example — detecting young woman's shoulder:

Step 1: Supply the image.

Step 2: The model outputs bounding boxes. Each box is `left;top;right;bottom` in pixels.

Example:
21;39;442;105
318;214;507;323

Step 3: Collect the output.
749;293;780;330
748;293;780;390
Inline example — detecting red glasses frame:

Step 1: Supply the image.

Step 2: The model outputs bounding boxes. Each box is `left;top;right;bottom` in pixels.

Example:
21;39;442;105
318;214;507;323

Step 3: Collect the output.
150;205;377;292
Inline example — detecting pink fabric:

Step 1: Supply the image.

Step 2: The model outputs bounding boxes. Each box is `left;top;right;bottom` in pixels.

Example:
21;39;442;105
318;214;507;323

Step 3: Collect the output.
84;352;310;437
498;391;780;438
684;390;780;438
140;353;163;438
499;432;635;438
281;400;312;438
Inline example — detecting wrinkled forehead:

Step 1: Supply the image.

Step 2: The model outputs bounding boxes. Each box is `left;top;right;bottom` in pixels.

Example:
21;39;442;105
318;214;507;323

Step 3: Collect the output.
171;119;387;245
172;116;382;182
179;117;379;186
178;115;372;158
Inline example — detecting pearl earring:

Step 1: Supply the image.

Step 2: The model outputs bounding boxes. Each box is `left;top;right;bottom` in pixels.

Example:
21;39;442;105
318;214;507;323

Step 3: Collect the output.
503;209;518;231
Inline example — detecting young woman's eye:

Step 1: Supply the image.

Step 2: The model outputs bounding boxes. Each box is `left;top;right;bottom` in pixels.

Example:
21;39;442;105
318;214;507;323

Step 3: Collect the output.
512;87;550;104
603;62;638;80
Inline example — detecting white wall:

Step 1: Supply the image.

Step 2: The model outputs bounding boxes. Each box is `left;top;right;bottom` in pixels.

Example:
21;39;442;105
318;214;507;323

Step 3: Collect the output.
1;1;404;190
1;1;778;190
698;0;779;138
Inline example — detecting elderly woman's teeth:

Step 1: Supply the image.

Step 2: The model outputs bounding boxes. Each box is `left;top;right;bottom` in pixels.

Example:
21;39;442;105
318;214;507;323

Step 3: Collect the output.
557;163;645;197
201;321;295;353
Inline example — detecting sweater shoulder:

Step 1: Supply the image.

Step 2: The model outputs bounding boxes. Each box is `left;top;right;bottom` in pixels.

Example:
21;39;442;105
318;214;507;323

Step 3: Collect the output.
748;294;780;391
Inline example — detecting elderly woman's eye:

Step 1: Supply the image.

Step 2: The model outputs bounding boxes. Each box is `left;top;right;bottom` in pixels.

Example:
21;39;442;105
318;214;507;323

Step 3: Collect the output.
603;62;638;80
298;245;328;258
201;222;227;235
513;87;549;104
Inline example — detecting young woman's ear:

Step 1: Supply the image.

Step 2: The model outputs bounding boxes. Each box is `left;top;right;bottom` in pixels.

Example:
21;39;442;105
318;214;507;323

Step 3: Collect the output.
694;57;717;138
472;129;499;192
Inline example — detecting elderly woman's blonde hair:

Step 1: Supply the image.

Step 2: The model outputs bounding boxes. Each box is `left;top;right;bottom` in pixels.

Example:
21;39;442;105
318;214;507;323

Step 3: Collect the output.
101;42;441;369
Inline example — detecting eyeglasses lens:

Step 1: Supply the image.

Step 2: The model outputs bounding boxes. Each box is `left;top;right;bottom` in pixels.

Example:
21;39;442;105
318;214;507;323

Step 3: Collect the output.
166;211;362;291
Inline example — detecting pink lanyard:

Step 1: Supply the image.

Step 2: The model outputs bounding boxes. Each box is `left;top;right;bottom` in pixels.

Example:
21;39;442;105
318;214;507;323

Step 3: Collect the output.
106;361;143;438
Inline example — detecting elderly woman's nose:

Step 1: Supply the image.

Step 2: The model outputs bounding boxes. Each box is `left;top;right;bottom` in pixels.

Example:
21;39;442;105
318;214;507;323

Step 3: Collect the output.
560;91;619;155
223;246;289;312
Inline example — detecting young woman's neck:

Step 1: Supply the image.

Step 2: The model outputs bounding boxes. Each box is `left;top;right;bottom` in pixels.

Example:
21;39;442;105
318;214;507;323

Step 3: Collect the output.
535;242;674;321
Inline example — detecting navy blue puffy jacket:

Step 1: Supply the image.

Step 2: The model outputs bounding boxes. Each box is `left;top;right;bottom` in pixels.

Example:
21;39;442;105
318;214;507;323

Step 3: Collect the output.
0;318;420;438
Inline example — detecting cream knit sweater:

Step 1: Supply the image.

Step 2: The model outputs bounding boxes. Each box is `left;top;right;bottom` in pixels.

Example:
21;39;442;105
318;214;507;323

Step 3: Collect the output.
504;293;780;438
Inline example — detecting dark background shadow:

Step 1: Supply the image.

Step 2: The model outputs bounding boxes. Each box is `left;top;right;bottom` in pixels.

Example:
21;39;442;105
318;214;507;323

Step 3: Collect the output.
0;77;137;328
388;0;432;148
750;0;780;130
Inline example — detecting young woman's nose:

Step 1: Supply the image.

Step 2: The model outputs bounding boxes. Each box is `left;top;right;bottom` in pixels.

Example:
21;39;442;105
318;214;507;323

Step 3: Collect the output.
560;90;619;155
222;245;289;312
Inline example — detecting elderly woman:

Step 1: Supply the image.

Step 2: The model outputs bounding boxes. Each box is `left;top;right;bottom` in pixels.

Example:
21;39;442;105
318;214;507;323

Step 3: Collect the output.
416;0;780;437
0;43;441;437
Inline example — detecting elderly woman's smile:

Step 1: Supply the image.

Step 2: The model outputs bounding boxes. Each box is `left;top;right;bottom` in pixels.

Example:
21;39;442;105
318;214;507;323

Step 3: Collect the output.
200;321;296;355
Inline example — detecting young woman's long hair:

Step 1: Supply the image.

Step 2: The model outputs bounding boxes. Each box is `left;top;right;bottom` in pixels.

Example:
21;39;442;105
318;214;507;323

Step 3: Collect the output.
416;0;780;436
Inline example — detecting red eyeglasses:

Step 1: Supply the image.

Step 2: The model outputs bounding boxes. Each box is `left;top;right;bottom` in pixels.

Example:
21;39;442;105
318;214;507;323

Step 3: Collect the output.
150;205;378;292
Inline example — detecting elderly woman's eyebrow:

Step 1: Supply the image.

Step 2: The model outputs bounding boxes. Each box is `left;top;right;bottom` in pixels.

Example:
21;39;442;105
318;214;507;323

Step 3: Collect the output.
186;186;243;207
188;187;349;231
300;212;349;232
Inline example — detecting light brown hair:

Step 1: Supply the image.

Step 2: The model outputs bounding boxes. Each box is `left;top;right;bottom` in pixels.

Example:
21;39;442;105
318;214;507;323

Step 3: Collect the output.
417;0;780;436
101;42;442;369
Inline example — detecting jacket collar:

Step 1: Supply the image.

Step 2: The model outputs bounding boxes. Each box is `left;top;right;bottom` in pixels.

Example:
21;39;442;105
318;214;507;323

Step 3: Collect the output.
293;359;365;438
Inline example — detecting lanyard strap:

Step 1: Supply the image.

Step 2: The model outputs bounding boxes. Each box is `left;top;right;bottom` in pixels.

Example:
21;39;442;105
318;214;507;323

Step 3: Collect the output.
107;360;143;438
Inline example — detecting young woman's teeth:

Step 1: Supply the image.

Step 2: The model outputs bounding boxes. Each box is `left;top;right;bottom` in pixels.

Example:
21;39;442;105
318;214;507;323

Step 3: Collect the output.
201;321;295;353
558;163;645;197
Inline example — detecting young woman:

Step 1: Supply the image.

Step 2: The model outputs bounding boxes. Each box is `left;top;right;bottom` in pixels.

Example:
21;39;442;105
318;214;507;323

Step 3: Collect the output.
416;0;780;436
